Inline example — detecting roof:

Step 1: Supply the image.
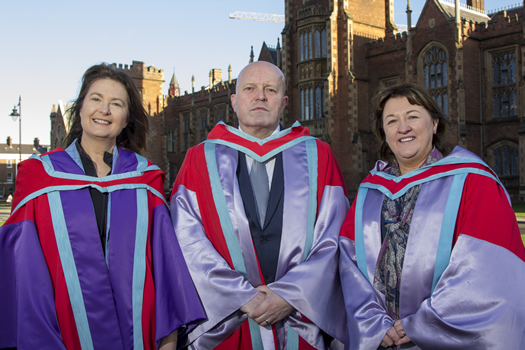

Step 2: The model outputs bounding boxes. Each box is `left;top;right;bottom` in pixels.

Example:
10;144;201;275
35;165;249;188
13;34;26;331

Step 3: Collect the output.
170;72;179;86
0;143;49;156
438;0;490;23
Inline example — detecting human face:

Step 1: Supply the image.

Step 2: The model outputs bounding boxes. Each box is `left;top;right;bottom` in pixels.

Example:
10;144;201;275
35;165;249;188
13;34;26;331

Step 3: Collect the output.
80;78;129;147
382;96;438;174
231;62;288;139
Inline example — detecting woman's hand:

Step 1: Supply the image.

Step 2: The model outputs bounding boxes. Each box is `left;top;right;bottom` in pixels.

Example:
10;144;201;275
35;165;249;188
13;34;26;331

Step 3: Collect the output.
159;329;178;350
381;320;410;347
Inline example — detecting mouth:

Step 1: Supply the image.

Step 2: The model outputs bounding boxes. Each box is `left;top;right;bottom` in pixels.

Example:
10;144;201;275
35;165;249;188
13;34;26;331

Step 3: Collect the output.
399;137;415;142
93;118;111;125
251;106;268;112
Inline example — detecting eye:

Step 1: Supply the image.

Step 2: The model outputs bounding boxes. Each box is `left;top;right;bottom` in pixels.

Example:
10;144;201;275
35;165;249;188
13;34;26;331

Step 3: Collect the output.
112;102;123;108
267;88;276;93
91;97;101;102
408;115;418;119
386;119;397;125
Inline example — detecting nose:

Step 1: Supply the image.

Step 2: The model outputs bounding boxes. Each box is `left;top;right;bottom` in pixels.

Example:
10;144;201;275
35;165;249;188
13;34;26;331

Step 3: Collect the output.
99;102;111;115
255;88;267;101
398;118;411;133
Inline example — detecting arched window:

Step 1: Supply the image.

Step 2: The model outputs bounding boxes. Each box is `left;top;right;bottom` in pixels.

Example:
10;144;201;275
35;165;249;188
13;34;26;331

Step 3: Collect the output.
493;144;519;176
492;50;517;118
422;45;449;116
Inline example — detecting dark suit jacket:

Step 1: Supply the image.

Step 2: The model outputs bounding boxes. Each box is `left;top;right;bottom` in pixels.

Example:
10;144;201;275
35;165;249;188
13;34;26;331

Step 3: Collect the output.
237;152;284;283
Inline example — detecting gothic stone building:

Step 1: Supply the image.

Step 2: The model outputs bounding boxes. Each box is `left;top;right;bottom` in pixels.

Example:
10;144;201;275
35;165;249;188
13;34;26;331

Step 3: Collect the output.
282;0;525;201
50;1;525;201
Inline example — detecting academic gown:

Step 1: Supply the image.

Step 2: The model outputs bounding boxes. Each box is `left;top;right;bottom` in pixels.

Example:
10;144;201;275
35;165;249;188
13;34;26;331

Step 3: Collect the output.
0;142;205;350
170;122;350;349
339;146;525;349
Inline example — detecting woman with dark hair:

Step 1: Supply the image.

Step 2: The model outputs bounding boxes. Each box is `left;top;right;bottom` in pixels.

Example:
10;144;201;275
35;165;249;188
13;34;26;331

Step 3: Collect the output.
339;83;525;349
0;63;205;349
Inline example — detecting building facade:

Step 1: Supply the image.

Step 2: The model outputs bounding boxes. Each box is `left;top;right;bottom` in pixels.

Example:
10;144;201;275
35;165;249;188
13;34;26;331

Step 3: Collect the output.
282;0;525;201
49;1;525;200
0;137;48;200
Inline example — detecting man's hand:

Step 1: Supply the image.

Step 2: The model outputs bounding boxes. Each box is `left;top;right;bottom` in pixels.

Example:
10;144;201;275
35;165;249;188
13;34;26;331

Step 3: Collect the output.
240;291;267;314
247;285;294;326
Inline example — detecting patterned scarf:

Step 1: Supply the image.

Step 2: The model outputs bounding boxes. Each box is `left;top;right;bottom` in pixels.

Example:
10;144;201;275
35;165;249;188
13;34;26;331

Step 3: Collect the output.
373;148;443;320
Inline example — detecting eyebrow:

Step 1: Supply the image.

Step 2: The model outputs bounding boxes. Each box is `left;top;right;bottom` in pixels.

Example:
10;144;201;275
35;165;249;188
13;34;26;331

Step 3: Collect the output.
384;109;421;119
89;92;126;104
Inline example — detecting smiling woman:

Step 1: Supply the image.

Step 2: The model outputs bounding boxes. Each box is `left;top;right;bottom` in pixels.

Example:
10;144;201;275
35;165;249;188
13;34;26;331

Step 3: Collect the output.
339;83;525;349
0;64;205;349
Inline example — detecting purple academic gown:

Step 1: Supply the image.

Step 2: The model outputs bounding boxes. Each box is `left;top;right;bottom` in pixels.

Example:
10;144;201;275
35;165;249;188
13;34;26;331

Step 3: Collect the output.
339;146;525;349
0;143;205;349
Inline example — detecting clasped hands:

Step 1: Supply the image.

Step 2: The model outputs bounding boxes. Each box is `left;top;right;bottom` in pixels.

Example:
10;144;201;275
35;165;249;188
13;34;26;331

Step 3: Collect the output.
240;285;294;327
380;319;410;348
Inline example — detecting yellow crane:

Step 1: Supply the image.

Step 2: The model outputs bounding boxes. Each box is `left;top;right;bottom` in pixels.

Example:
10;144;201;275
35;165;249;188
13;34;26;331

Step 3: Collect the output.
229;12;285;23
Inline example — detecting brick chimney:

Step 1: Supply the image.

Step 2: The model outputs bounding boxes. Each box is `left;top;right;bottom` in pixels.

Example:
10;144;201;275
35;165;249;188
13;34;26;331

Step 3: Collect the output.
6;136;12;147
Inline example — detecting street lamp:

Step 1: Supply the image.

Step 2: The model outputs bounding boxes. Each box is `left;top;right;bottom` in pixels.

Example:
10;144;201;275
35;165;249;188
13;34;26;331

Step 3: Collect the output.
9;96;21;163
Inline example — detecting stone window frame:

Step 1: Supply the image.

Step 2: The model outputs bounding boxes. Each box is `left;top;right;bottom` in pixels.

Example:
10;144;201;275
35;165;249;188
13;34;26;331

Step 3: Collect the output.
7;172;12;183
299;25;327;62
300;82;325;121
198;108;208;131
182;111;191;152
485;45;518;120
214;103;227;124
486;140;519;177
418;42;450;116
167;130;175;153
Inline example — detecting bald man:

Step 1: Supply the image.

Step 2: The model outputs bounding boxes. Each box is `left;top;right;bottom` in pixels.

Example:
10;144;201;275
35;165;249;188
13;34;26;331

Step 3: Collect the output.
170;62;349;349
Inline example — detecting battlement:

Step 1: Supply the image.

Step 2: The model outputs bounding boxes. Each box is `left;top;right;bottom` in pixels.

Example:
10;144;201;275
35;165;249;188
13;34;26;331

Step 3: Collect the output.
297;5;330;20
112;60;164;81
367;30;408;50
471;8;523;34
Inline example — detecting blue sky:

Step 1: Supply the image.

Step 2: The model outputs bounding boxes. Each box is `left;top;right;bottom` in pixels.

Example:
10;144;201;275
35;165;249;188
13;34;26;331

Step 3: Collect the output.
0;0;517;145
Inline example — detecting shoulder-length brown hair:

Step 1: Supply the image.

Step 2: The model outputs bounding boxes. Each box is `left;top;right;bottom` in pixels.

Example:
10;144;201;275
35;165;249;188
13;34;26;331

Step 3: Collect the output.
63;63;149;154
371;83;451;163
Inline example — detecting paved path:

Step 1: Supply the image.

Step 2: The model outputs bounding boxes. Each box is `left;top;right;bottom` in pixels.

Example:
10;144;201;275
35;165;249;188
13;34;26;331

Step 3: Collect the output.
0;207;11;223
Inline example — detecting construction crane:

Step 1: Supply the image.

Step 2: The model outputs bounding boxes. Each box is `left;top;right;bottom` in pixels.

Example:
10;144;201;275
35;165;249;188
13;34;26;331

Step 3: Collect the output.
229;11;285;23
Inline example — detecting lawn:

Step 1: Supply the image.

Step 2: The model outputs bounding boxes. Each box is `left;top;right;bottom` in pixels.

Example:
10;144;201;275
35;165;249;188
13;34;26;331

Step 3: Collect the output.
513;204;525;217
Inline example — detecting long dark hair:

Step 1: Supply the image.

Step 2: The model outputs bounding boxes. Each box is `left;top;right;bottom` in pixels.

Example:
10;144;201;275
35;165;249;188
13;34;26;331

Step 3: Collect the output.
63;63;149;154
371;83;451;163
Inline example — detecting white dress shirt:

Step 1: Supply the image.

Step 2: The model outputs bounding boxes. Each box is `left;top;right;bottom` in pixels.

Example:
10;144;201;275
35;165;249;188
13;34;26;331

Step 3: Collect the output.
238;125;280;190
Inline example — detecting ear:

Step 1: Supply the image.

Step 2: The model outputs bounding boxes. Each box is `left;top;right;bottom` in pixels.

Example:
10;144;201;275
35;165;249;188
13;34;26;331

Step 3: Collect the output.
230;94;237;112
281;95;289;112
433;119;439;133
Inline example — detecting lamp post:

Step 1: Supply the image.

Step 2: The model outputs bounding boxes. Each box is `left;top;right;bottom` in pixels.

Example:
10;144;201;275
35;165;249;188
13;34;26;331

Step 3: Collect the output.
9;96;21;163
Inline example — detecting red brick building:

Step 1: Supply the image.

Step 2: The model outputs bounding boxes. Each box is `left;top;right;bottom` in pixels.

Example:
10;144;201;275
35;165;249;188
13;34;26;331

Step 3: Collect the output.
0;137;48;200
282;0;525;201
50;1;525;201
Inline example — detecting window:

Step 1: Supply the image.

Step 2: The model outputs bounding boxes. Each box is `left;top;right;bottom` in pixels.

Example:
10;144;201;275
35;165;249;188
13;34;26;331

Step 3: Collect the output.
169;163;176;187
183;112;190;133
184;135;189;151
198;108;207;131
494;145;518;176
167;130;175;153
299;26;326;62
422;46;449;116
314;26;327;59
6;160;12;168
7;173;12;183
0;187;3;198
492;50;517;118
215;104;227;123
301;83;325;121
